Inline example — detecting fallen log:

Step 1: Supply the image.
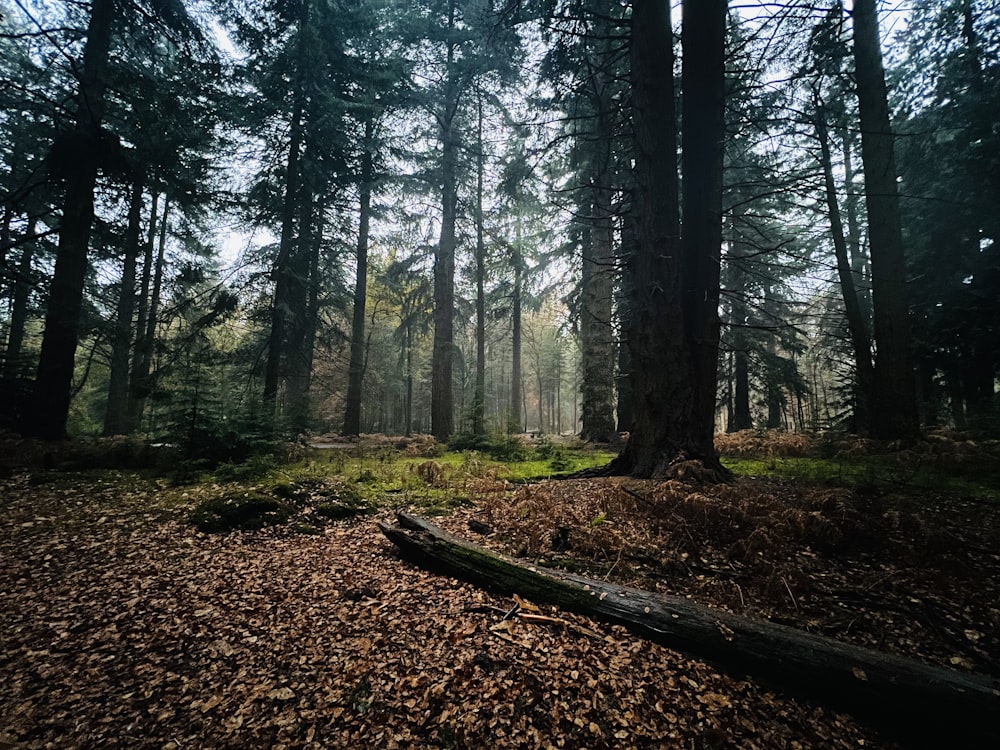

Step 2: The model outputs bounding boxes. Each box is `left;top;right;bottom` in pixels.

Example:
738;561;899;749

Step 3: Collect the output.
379;512;1000;747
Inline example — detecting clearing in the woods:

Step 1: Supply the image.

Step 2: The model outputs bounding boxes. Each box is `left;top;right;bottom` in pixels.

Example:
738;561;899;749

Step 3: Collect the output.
1;431;998;749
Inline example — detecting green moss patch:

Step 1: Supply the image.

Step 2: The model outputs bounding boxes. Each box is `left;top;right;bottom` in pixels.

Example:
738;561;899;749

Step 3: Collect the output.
191;492;294;533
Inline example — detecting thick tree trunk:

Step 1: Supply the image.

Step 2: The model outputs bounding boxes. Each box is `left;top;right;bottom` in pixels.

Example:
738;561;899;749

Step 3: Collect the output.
28;0;114;439
380;512;999;748
344;125;374;436
103;179;144;436
615;0;728;478
852;0;920;440
680;0;728;455
815;109;875;435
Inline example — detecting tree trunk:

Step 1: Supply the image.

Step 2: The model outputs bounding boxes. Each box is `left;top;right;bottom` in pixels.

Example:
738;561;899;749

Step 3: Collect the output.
126;196;168;433
284;162;315;434
28;0;114;439
263;1;310;417
262;97;305;414
815;107;875;435
344;123;374;436
579;63;617;443
103;179;144;436
680;0;728;455
432;5;460;442
3;218;37;382
615;0;728;478
841;129;871;321
852;0;920;439
379;512;999;748
510;234;523;432
579;192;616;442
472;96;487;436
432;127;457;441
616;209;634;433
727;199;752;432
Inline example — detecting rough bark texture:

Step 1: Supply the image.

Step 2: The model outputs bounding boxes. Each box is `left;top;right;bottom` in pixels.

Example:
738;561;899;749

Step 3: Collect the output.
380;512;1000;748
615;0;727;478
28;0;114;439
852;0;920;440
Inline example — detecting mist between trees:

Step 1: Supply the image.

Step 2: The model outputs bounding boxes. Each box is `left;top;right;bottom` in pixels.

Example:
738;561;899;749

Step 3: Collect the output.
1;0;997;474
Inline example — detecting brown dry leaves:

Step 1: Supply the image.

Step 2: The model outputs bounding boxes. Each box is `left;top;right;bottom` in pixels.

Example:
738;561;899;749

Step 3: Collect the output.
0;471;900;749
455;476;1000;676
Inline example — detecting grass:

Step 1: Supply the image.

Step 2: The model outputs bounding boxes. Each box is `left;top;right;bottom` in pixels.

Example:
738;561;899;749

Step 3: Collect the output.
722;453;1000;502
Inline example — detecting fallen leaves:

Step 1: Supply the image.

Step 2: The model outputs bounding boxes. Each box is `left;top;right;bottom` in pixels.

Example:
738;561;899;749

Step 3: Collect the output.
0;469;945;749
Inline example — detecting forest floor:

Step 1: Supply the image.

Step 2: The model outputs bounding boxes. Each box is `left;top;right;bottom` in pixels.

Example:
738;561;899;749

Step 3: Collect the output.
1;432;998;749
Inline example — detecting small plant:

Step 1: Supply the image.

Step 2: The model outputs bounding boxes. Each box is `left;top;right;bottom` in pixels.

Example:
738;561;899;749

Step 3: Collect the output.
213;454;279;483
548;448;572;473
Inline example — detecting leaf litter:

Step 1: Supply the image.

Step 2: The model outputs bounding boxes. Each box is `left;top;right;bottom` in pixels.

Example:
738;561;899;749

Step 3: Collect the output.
2;464;996;749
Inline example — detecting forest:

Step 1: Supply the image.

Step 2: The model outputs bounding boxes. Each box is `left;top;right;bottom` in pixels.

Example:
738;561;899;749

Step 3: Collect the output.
1;0;999;748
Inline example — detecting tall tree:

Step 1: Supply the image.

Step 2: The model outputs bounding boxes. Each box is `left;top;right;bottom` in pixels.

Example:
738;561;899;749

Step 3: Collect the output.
614;0;728;477
851;0;920;439
26;0;115;438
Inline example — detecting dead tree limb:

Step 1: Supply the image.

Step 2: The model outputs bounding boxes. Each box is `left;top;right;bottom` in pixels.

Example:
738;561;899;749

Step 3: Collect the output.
379;512;999;747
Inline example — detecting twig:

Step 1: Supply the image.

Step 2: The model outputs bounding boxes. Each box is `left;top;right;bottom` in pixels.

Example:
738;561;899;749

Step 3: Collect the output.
782;577;799;612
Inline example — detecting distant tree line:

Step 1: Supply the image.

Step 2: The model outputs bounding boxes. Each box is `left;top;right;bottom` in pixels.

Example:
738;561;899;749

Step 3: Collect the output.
0;0;996;472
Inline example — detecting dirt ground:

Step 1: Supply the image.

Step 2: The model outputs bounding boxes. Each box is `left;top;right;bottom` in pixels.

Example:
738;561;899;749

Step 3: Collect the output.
1;465;997;749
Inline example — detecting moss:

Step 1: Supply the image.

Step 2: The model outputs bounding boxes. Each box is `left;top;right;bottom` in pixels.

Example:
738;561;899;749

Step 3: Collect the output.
191;492;294;533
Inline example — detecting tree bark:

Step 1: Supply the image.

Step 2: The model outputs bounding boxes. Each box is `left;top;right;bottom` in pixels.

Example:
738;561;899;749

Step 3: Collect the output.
432;117;458;440
3;218;37;382
103;179;144;436
579;61;616;443
431;2;460;441
263;1;310;416
262;98;304;414
852;0;920;439
727;199;752;432
126;196;168;433
615;0;728;478
379;512;999;748
510;234;523;432
472;96;487;436
680;0;728;455
815;107;875;434
28;0;114;439
284;160;315;434
344;122;374;436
